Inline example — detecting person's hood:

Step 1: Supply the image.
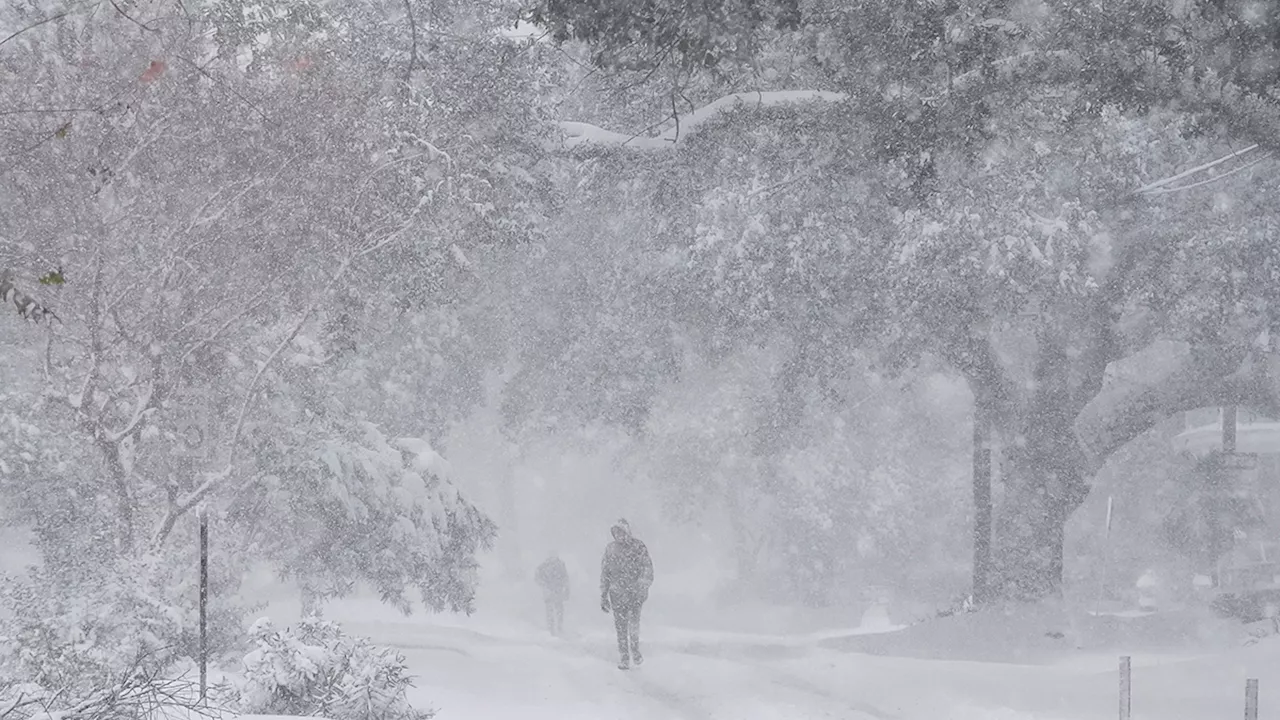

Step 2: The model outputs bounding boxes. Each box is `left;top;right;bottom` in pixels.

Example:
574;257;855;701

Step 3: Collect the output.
611;518;632;540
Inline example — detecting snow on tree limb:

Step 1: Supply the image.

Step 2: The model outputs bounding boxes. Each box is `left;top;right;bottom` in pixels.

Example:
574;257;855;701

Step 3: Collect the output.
555;50;1090;151
150;230;412;549
1074;343;1280;473
558;90;847;150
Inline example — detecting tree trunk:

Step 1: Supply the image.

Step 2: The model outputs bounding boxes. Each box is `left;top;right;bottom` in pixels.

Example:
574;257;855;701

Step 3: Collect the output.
991;421;1090;600
301;586;323;618
98;438;136;554
990;329;1092;601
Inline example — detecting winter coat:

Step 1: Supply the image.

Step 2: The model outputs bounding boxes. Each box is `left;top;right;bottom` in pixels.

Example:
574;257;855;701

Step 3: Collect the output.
536;556;570;601
600;533;653;607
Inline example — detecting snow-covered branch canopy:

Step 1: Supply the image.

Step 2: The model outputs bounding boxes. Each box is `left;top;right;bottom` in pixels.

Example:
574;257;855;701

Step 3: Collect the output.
558;90;846;150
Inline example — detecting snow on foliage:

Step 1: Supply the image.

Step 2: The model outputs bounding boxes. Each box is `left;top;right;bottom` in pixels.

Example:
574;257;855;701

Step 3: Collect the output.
0;553;254;692
263;420;496;614
226;617;433;720
0;553;251;720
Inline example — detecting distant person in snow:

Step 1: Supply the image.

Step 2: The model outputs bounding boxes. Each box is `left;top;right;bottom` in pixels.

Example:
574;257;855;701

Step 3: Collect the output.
599;518;653;669
535;552;570;636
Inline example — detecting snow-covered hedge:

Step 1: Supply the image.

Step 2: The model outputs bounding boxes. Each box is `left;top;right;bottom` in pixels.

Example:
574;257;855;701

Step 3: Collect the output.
224;617;433;720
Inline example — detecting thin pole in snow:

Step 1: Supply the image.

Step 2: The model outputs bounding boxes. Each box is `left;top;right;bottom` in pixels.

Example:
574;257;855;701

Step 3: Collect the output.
1095;495;1115;615
971;405;992;606
1245;678;1258;720
1119;656;1131;720
199;508;209;701
1223;405;1238;454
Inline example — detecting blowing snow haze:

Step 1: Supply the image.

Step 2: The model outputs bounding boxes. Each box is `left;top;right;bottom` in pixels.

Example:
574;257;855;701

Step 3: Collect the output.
3;0;1280;718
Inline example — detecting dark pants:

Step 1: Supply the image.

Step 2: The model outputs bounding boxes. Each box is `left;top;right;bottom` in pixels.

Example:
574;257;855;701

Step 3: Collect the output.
544;596;565;636
611;598;643;661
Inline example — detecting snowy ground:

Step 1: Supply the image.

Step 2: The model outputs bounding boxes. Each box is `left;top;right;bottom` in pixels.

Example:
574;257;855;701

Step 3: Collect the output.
257;590;1280;720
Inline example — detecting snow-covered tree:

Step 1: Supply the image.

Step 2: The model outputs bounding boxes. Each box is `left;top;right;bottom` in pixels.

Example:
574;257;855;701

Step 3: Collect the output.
522;0;1280;601
0;0;539;623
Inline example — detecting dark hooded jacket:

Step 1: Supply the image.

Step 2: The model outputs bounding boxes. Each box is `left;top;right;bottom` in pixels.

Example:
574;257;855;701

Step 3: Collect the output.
600;519;653;607
536;555;570;601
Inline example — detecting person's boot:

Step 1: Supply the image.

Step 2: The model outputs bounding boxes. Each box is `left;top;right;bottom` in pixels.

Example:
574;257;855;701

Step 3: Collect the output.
617;653;630;670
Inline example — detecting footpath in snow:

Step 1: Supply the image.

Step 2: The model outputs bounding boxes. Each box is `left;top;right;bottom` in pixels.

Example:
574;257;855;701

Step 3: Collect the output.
258;593;1280;720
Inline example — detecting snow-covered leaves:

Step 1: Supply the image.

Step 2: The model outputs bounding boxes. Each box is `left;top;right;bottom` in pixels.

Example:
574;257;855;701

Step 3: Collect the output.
0;552;252;694
228;617;433;720
257;421;496;614
0;569;178;693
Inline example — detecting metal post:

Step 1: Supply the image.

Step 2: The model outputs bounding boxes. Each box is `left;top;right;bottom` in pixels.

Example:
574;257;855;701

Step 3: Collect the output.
1215;406;1238;588
199;508;209;701
972;406;992;606
1119;656;1131;720
1095;496;1116;615
1245;678;1258;720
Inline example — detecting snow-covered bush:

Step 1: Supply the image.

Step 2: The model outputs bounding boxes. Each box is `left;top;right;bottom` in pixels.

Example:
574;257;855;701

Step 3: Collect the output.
0;566;184;692
226;617;433;720
0;561;218;720
0;669;213;720
0;552;254;690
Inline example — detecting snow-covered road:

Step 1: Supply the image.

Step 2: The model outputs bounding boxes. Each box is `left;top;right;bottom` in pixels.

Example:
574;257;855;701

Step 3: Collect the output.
344;618;904;720
263;594;1280;720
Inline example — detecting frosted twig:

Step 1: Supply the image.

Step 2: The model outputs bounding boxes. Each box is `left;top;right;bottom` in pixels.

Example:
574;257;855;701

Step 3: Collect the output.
1134;144;1264;195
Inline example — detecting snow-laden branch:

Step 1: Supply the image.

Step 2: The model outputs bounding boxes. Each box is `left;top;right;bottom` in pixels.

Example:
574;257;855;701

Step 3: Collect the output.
558;90;846;150
1074;342;1280;473
151;230;412;549
557;50;1087;151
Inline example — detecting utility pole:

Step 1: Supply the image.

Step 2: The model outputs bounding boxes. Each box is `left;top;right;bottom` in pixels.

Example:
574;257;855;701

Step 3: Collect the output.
1211;406;1238;588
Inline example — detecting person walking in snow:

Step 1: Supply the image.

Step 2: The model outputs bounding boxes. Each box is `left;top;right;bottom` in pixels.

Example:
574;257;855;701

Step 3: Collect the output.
599;518;653;669
535;552;570;636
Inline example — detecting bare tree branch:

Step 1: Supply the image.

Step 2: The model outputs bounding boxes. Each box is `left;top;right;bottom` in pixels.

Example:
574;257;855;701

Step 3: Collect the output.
403;0;420;84
106;0;161;33
0;6;82;50
102;381;155;444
